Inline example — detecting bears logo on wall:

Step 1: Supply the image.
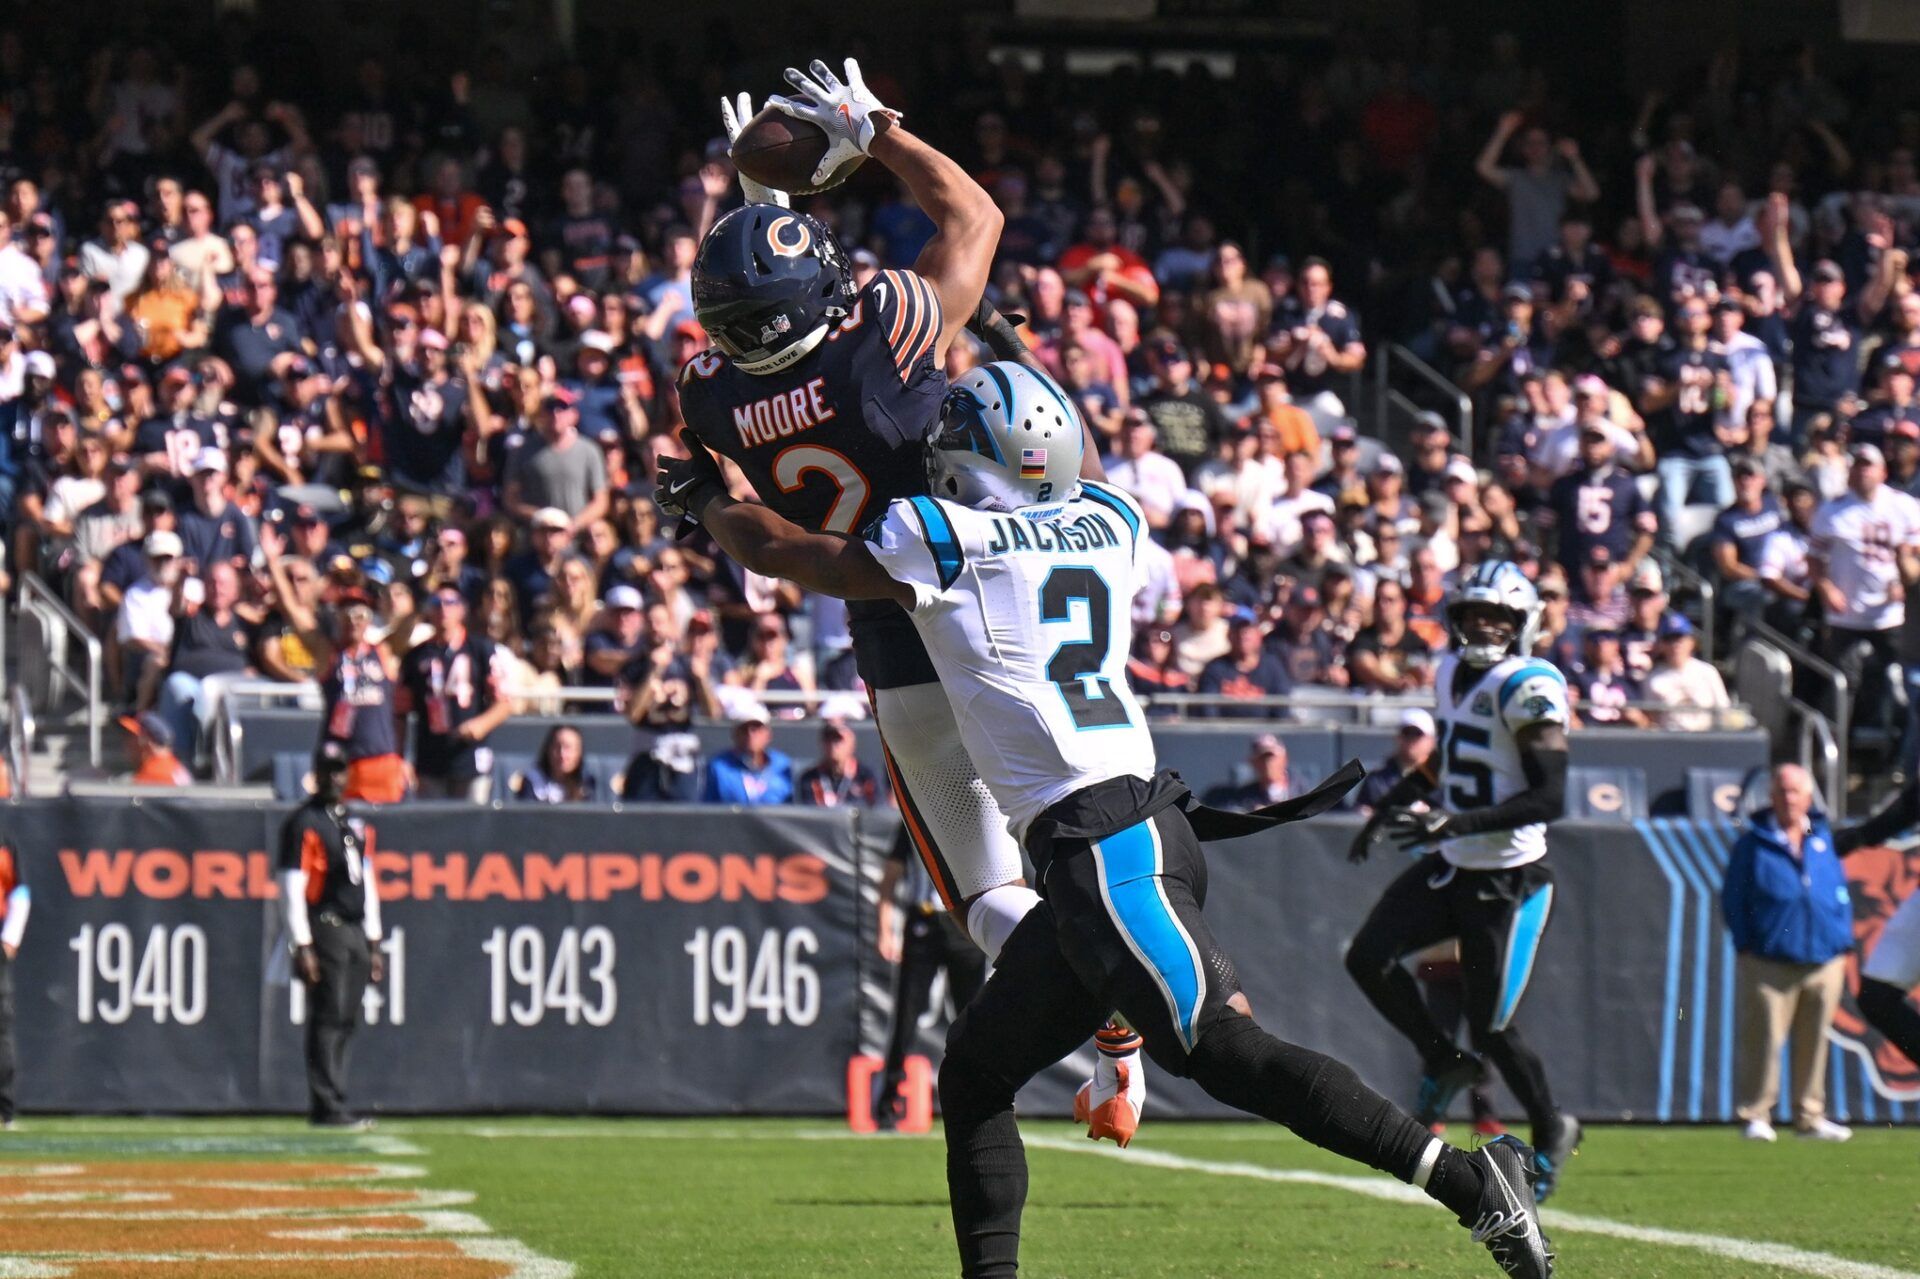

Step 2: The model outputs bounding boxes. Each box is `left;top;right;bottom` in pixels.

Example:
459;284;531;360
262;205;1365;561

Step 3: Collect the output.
1832;843;1920;1100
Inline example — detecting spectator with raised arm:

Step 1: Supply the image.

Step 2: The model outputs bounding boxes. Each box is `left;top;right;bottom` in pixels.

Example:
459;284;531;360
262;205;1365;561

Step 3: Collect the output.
1474;111;1600;268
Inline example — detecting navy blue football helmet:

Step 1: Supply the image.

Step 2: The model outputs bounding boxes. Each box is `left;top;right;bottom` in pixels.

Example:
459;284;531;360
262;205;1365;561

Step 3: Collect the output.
691;204;856;374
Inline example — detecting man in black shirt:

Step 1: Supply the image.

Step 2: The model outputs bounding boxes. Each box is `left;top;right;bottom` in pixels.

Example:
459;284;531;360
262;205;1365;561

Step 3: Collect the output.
156;561;257;770
396;588;510;801
1140;338;1230;476
1643;298;1734;546
278;743;384;1129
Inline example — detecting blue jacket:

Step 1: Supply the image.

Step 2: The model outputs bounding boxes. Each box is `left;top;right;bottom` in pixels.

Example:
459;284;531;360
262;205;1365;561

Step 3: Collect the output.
702;748;794;807
1721;808;1854;965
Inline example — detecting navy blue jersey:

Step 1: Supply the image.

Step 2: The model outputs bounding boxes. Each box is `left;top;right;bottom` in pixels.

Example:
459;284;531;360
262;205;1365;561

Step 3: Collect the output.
1543;465;1655;578
681;270;947;687
133;412;219;477
1651;344;1731;457
1790;305;1863;408
1708;495;1785;569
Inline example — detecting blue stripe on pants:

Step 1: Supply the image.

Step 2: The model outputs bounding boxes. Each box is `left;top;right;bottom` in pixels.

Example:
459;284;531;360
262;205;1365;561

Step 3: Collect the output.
1492;883;1555;1032
1092;819;1205;1052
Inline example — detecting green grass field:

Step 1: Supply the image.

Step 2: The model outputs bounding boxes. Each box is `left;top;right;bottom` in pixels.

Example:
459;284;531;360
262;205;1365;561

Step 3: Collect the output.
1;1117;1916;1277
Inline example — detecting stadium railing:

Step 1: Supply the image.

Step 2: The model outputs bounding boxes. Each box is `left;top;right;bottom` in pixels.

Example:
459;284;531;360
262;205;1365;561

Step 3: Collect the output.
9;684;31;797
1735;619;1848;813
18;572;102;768
210;676;1754;786
1374;343;1475;460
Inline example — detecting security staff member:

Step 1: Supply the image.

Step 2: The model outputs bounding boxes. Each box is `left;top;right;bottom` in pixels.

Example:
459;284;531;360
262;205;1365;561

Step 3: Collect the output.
279;744;385;1129
0;840;27;1131
873;823;985;1130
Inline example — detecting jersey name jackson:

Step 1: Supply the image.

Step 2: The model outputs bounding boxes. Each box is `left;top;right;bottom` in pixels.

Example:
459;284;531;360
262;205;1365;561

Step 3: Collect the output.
730;375;838;448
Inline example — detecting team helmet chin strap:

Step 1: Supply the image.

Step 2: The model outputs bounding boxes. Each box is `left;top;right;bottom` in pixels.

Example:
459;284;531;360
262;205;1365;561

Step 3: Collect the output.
734;323;830;375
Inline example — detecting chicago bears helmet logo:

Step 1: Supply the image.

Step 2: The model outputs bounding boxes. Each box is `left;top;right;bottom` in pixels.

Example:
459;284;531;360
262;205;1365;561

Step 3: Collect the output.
766;216;812;259
1831;843;1920;1100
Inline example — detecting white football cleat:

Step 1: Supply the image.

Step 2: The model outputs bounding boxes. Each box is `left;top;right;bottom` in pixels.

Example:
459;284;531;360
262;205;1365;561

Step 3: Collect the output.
1074;1022;1146;1147
1742;1118;1777;1142
1796;1117;1852;1142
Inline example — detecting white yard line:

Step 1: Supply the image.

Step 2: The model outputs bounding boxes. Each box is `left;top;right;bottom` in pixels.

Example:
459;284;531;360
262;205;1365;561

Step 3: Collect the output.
1025;1135;1920;1279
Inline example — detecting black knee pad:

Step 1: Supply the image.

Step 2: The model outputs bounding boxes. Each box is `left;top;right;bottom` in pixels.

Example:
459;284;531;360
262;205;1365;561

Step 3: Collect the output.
1860;977;1908;1025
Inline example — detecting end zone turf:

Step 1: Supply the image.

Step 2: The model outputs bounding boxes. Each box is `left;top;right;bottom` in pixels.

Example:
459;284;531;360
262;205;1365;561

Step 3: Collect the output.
1;1118;1915;1277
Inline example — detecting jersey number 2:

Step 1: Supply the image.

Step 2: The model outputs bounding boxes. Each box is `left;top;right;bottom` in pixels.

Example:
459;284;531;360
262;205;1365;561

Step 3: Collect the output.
1439;722;1495;808
773;444;870;534
1038;567;1130;731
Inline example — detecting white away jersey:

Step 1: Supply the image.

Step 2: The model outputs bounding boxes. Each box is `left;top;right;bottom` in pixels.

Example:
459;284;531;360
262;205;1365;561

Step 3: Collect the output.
1809;485;1920;631
1429;650;1570;870
866;480;1156;841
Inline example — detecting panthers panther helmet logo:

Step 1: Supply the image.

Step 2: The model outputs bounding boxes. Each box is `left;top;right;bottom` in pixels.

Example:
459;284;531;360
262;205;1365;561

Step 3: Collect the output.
1831;843;1920;1100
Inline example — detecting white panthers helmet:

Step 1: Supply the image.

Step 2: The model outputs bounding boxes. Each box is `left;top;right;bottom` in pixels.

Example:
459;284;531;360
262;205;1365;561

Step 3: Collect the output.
927;362;1083;513
1447;559;1542;667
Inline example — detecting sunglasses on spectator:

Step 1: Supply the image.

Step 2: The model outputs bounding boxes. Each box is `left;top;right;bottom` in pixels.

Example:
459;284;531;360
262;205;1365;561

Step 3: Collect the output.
111;213;136;225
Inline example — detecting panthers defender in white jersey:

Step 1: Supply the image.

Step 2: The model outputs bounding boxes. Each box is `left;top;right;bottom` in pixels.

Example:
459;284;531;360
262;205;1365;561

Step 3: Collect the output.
863;485;1157;839
1347;560;1581;1204
660;363;1555;1279
1423;645;1570;871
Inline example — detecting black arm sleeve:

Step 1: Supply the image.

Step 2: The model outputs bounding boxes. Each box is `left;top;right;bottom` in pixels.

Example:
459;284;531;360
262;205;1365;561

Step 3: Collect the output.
1836;780;1920;856
1443;746;1569;838
1358;762;1438;837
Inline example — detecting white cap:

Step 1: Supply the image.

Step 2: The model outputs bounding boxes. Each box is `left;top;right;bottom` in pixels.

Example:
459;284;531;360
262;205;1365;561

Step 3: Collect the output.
816;692;868;722
604;584;644;610
1444;456;1478;486
532;507;571;531
1630;561;1664;593
192;446;227;476
730;699;773;726
579;330;617;354
1398;708;1436;737
24;350;55;379
143;530;184;558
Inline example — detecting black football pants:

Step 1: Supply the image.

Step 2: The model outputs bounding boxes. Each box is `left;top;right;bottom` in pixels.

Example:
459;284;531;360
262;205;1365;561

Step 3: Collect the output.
1345;853;1560;1134
879;908;986;1107
305;916;371;1124
938;807;1444;1278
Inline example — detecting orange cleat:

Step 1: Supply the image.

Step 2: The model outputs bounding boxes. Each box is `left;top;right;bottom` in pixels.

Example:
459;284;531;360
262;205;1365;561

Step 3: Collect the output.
1076;1022;1146;1147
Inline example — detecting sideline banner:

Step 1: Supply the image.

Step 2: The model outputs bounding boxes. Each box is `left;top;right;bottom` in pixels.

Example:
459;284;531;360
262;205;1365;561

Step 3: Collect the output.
14;800;861;1113
10;800;1918;1121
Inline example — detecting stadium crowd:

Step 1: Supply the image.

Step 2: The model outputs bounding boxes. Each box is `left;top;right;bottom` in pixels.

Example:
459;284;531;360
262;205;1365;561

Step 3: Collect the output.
4;20;1918;799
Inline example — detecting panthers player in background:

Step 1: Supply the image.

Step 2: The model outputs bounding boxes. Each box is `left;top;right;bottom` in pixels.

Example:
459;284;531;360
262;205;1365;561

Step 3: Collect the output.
680;59;1142;1139
1347;561;1581;1201
661;360;1555;1279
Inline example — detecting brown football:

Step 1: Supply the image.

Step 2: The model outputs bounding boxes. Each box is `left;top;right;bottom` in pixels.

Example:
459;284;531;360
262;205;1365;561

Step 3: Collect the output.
729;105;866;196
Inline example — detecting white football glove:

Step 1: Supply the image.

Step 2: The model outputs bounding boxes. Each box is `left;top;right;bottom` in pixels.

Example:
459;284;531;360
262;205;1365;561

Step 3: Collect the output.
720;91;789;208
766;57;900;189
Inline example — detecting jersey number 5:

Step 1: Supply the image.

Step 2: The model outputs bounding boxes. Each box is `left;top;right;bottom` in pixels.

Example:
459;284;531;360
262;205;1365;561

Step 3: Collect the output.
773;444;870;535
1038;567;1130;731
1439;722;1495;808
